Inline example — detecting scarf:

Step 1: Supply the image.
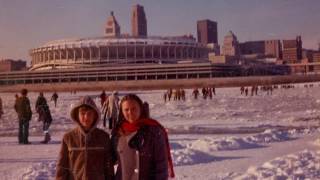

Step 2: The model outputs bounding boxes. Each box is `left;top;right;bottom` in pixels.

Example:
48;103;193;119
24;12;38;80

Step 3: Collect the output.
121;118;175;178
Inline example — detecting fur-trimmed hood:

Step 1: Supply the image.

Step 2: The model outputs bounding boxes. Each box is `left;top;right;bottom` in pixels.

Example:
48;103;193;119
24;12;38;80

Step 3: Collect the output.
70;96;100;133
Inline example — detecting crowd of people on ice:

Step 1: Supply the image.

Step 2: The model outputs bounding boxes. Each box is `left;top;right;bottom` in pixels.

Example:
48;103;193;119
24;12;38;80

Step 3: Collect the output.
160;83;315;101
0;83;317;179
163;87;217;102
239;83;311;96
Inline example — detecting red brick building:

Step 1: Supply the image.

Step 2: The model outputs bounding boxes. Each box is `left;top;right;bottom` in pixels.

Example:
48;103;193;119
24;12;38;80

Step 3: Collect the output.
265;40;282;59
0;59;27;72
131;4;147;37
282;36;302;64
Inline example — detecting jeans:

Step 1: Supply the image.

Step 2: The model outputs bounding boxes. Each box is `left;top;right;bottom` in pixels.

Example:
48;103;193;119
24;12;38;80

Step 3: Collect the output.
43;121;51;132
19;119;29;144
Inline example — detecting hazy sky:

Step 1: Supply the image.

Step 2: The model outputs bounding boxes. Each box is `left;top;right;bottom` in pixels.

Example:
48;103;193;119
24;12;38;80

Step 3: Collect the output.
1;0;319;62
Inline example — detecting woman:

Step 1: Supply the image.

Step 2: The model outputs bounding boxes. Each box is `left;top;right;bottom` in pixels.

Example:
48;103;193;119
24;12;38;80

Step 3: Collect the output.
35;92;53;143
111;94;174;180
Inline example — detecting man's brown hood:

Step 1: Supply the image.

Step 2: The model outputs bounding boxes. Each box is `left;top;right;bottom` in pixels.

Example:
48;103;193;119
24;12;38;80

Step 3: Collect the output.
70;96;100;133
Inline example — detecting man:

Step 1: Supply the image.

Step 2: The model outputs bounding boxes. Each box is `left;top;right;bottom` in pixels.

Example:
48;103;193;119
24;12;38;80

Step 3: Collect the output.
51;92;59;107
102;91;119;129
14;89;32;144
0;97;3;119
56;96;114;179
0;96;3;119
99;90;107;107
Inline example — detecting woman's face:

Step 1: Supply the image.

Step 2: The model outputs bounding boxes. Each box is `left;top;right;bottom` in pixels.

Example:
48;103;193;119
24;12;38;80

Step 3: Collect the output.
121;99;141;123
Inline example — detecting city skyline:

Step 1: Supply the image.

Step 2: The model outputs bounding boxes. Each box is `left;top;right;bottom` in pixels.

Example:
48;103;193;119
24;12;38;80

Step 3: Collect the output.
1;0;320;62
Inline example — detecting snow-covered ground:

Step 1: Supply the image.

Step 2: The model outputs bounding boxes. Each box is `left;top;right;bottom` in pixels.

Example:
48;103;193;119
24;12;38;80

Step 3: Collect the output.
0;83;320;180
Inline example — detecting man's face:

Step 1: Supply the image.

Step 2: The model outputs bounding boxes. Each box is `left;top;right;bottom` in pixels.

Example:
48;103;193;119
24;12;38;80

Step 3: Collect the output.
78;106;96;130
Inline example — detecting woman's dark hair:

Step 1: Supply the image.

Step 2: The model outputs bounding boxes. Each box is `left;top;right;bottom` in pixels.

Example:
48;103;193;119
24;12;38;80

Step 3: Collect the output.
112;94;148;135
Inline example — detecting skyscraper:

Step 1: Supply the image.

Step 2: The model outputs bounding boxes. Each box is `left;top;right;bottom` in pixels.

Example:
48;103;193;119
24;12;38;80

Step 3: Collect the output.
282;36;302;63
197;19;218;44
265;40;282;59
131;4;147;37
223;31;240;56
105;11;120;37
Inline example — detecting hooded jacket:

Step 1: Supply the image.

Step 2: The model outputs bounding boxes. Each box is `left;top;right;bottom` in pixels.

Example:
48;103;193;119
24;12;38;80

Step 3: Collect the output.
56;96;114;180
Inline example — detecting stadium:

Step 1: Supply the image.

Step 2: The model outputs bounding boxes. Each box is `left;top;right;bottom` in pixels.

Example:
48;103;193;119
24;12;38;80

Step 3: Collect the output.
29;36;209;71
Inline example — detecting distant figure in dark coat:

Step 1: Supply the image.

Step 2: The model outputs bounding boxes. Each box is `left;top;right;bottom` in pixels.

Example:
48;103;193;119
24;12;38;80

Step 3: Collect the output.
245;87;249;96
14;89;32;144
51;92;59;107
192;88;199;99
212;86;216;95
100;90;107;107
36;92;53;143
163;92;167;102
0;96;3;119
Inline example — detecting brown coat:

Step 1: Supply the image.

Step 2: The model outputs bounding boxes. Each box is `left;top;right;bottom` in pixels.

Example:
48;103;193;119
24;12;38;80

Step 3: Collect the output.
56;96;114;180
56;127;114;180
14;96;32;121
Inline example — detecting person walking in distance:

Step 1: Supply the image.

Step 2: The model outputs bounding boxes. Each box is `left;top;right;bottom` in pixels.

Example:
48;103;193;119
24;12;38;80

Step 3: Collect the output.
14;89;32;144
100;90;107;107
192;88;199;99
102;91;120;130
51;92;59;107
35;92;53;144
0;96;3;119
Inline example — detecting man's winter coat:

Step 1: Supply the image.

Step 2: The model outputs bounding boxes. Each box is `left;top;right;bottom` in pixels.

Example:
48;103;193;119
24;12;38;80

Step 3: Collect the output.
14;96;32;121
56;96;114;180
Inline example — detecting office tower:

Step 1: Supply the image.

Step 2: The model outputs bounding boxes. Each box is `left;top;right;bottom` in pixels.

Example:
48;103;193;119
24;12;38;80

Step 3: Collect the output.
282;36;302;63
132;4;147;37
223;31;240;56
197;19;218;44
105;11;120;37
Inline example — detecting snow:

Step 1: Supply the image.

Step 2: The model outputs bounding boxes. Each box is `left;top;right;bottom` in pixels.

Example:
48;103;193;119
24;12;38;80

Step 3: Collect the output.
0;83;320;179
234;150;320;180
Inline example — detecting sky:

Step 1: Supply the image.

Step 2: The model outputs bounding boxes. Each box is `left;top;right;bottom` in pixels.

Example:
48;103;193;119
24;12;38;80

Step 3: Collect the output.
0;0;320;62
